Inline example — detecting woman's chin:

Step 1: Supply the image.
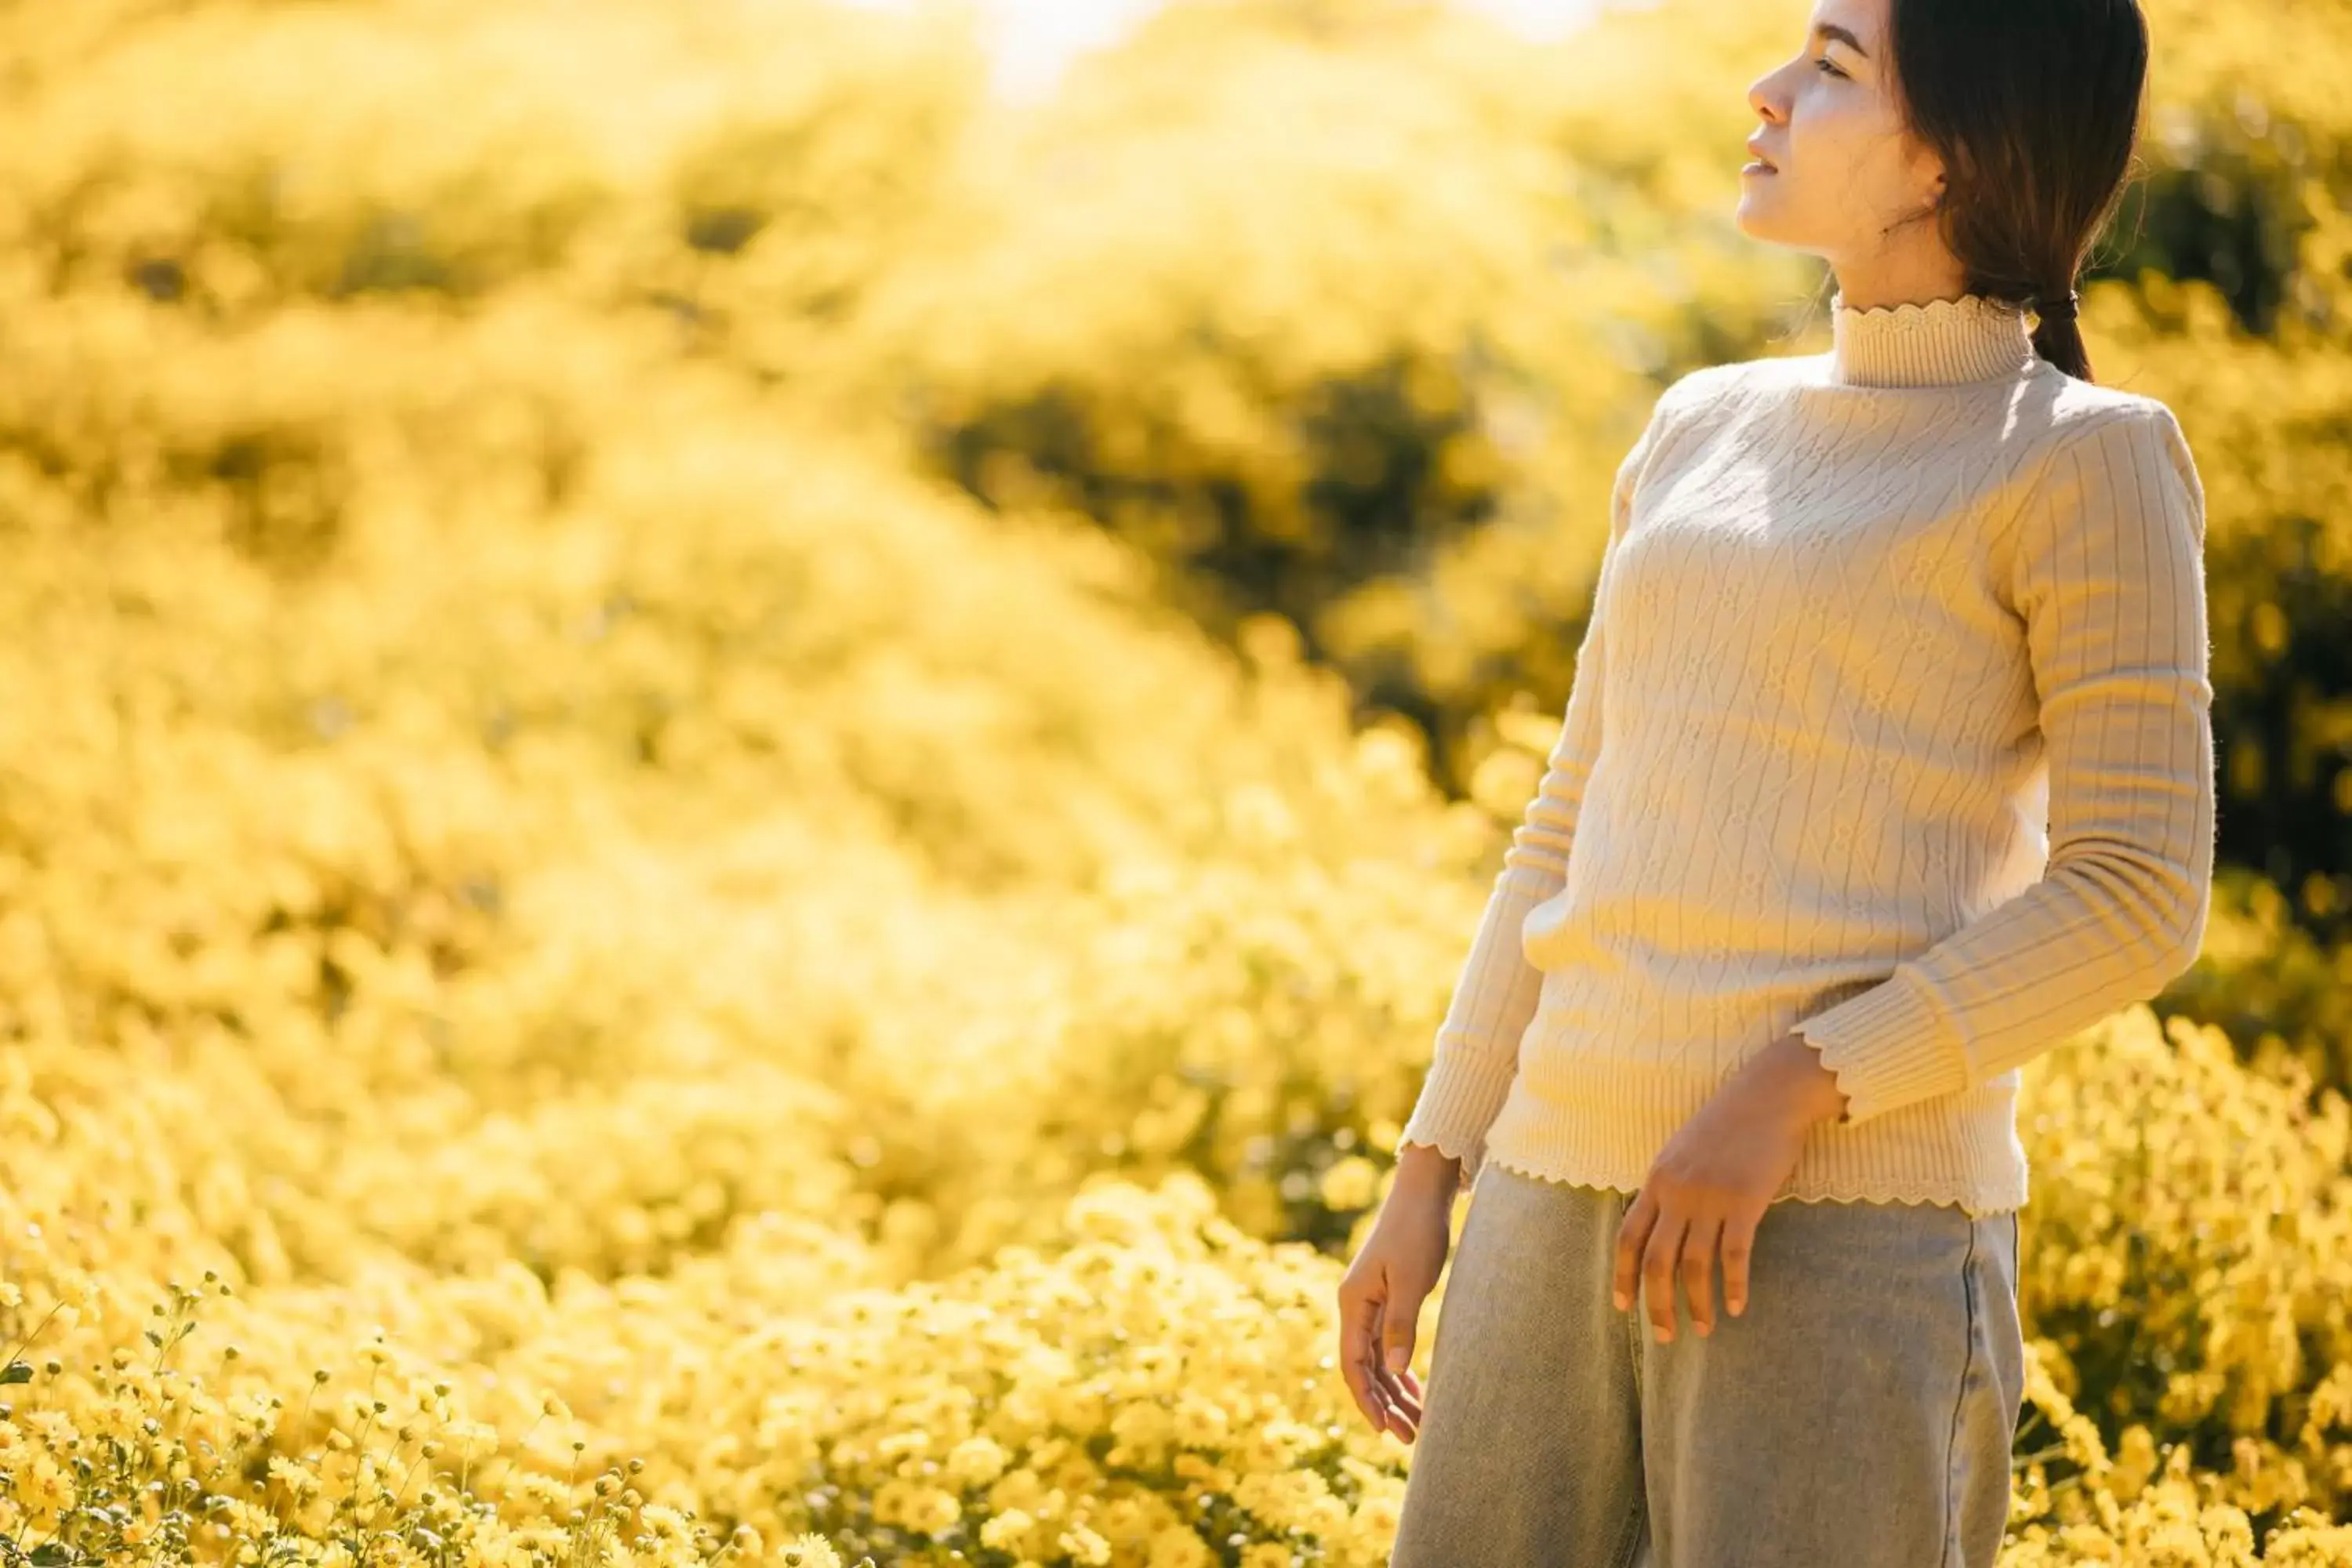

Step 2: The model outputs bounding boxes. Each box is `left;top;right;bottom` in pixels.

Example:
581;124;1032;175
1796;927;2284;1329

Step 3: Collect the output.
1731;191;1803;245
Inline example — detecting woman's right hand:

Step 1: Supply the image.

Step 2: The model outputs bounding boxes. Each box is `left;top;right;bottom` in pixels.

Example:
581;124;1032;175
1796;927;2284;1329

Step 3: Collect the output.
1334;1145;1461;1443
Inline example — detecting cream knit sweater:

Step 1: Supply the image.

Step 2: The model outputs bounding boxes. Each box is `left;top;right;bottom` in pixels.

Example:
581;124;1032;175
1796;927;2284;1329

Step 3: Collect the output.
1399;292;2215;1218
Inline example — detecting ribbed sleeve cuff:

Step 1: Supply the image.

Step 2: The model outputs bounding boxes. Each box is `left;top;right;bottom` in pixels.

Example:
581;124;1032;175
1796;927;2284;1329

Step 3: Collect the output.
1789;967;1973;1126
1397;1041;1521;1190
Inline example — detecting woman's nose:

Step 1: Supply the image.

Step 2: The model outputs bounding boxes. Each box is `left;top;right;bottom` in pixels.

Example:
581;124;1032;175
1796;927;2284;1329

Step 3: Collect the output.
1747;67;1789;123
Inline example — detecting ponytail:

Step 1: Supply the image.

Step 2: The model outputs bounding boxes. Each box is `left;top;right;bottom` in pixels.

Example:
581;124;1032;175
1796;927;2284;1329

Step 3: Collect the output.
2028;287;2092;382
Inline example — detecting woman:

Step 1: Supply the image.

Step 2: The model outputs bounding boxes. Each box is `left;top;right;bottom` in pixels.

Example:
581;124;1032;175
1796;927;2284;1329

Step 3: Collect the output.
1340;0;2214;1563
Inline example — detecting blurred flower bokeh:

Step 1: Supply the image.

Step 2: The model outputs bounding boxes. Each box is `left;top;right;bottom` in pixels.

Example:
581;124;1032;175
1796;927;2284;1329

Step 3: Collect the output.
2;0;2350;1561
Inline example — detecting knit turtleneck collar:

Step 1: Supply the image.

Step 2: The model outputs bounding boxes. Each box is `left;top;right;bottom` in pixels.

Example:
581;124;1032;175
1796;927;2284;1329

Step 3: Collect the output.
1828;291;2038;388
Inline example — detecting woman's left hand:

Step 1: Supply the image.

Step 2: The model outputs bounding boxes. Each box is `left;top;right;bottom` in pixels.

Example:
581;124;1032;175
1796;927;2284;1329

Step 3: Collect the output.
1611;1032;1847;1342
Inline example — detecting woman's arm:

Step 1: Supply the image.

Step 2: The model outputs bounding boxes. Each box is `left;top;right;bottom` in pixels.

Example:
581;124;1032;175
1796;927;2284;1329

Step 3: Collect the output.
1396;395;1675;1185
1790;403;2216;1125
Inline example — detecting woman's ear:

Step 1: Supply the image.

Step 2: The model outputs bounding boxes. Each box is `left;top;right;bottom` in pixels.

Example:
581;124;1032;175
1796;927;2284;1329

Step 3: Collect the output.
1906;139;1949;211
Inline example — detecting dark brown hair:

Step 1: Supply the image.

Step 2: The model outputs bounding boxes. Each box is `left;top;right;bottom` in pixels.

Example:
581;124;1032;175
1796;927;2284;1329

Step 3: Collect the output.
1886;0;2151;382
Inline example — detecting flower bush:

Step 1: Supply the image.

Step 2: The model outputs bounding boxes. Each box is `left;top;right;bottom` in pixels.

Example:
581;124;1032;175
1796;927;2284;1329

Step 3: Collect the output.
2;0;2349;1563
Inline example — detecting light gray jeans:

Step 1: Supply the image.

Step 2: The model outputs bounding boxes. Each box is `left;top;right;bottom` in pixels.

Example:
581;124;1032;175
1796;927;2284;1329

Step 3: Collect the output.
1388;1163;2024;1567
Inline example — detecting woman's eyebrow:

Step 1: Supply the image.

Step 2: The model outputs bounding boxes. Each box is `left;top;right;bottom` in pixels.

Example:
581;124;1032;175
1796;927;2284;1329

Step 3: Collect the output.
1810;21;1871;58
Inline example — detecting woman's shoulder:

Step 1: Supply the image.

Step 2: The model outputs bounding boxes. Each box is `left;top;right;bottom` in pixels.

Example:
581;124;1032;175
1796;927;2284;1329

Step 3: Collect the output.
2007;368;2199;494
1635;351;1833;441
1624;355;1802;450
1652;352;1812;413
1991;371;2205;557
2015;363;2185;437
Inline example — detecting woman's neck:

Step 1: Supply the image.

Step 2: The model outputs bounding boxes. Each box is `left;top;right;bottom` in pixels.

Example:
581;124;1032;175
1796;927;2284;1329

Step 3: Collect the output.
1828;291;2037;387
1828;251;1971;314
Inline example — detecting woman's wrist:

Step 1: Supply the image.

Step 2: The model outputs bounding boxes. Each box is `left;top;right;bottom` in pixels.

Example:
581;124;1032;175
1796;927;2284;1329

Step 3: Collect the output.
1392;1141;1467;1201
1746;1031;1851;1126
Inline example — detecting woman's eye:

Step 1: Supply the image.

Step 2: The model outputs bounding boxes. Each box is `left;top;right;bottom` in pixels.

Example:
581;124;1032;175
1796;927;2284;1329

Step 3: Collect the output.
1813;55;1847;78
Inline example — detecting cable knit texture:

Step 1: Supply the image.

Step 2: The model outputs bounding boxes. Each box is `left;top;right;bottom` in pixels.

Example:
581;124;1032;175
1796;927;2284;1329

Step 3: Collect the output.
1399;291;2216;1217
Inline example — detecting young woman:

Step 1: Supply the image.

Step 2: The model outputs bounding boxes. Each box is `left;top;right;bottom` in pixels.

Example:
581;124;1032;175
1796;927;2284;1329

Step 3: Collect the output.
1340;0;2215;1563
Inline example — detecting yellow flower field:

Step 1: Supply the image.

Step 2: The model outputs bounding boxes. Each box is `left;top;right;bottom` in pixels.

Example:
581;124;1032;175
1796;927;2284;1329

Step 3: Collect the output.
3;0;2351;1563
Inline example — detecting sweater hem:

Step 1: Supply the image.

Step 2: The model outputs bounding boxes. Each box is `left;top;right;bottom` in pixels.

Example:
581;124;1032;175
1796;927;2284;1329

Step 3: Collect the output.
1482;1149;2026;1218
1479;1047;2029;1218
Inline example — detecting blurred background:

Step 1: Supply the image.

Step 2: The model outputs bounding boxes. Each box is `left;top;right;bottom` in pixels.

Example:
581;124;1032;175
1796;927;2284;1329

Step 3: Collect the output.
843;0;1605;100
1;0;2350;1562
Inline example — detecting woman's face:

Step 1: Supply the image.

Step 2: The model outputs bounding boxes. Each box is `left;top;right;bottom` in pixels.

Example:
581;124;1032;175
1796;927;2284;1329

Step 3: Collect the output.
1734;0;1947;264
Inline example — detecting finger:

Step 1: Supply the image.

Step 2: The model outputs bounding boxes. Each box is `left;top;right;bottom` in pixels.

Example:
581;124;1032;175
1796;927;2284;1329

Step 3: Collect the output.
1381;1290;1421;1386
1376;1356;1425;1433
1337;1283;1369;1418
1381;1358;1425;1443
1376;1372;1421;1443
1339;1283;1386;1432
1374;1316;1425;1410
1363;1295;1399;1435
1722;1210;1761;1319
1642;1208;1690;1343
1682;1212;1724;1337
1613;1189;1657;1311
1373;1295;1422;1441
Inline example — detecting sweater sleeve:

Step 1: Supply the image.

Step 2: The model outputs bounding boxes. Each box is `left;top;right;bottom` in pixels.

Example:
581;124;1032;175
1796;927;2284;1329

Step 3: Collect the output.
1397;397;1672;1188
1790;404;2216;1127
